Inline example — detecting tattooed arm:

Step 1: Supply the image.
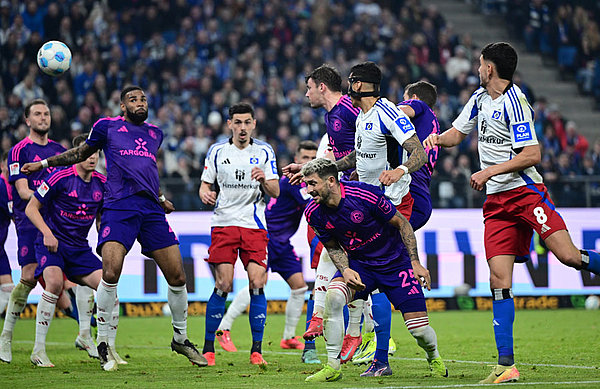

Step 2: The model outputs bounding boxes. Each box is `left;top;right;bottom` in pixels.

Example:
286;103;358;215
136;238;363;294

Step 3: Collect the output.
21;143;97;174
387;210;431;290
334;150;356;172
320;230;365;291
379;134;427;186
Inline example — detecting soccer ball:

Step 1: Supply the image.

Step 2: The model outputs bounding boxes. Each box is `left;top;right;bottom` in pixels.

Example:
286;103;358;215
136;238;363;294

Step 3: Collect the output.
37;40;72;76
585;295;600;310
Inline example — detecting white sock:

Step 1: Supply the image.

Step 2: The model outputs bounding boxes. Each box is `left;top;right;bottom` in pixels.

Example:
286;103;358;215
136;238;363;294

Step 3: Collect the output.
96;279;117;343
1;280;34;337
108;297;119;348
346;299;363;337
168;284;188;343
283;285;308;339
0;283;14;314
324;281;350;370
314;249;337;319
363;295;374;333
75;285;94;337
34;291;58;353
406;317;440;360
218;285;250;331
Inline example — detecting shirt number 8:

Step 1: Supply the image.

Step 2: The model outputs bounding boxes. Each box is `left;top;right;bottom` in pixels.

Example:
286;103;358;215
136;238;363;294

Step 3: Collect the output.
533;206;547;224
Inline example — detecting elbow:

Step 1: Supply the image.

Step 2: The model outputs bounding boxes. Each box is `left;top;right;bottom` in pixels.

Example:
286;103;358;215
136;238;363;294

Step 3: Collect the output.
271;187;280;198
530;147;542;166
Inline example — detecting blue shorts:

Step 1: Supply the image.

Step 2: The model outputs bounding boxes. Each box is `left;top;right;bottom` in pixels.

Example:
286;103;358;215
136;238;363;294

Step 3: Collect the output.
409;189;432;231
17;228;38;267
97;194;179;256
267;238;302;281
34;240;102;281
334;259;427;314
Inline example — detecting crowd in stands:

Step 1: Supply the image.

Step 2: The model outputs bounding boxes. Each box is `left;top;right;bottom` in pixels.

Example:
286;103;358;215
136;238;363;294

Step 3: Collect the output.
0;0;598;210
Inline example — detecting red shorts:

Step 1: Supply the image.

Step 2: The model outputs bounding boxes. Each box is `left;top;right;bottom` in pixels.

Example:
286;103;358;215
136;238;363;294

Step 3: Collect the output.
483;184;566;260
207;226;268;269
307;227;324;269
395;192;414;220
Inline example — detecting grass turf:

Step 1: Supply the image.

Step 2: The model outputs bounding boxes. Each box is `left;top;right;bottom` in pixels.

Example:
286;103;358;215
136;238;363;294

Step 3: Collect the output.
1;309;599;388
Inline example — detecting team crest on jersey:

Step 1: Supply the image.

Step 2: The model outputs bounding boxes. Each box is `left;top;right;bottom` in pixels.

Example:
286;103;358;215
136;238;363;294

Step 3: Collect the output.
37;181;50;197
365;123;373;131
93;191;103;202
394;117;414;133
512;122;532;142
492;110;502;120
9;163;19;176
148;129;157;139
333;119;342;132
250;157;259;164
350;210;364;223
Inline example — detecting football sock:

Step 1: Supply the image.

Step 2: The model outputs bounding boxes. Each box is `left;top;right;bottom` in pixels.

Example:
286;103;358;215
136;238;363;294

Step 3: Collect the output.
492;288;515;366
283;285;307;339
0;282;14;315
168;284;188;343
34;291;58;353
581;250;600;275
304;295;316;349
219;285;249;331
75;285;94;337
346;299;363;337
363;295;374;333
249;288;267;343
108;297;120;349
324;281;349;370
204;288;227;352
406;316;440;360
96;279;117;343
372;291;392;362
1;279;34;337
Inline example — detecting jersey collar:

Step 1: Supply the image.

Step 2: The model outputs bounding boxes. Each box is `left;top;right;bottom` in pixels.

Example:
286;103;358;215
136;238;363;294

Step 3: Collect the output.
228;137;254;145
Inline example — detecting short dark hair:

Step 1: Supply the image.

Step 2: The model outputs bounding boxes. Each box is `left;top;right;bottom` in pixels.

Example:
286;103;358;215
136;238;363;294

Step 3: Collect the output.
298;140;318;153
405;80;438;109
73;132;89;148
481;42;518;81
301;158;339;183
349;62;382;85
229;102;254;119
24;99;49;118
120;85;144;101
305;64;342;92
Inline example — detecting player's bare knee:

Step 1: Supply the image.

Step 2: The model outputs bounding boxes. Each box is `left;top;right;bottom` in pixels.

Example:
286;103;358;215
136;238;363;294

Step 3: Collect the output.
555;249;582;269
44;280;63;296
215;280;233;293
102;269;120;284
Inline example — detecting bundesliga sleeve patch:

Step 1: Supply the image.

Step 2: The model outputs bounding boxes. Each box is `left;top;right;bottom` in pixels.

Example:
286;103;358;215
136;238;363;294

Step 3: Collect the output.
394;117;415;133
9;163;19;176
512;122;533;142
37;181;50;197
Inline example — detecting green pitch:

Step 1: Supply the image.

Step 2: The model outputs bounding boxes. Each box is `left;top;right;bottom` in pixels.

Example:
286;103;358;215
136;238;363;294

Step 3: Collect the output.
2;309;599;388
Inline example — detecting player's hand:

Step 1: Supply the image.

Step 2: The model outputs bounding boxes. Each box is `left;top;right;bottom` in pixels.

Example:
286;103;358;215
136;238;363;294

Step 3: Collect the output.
342;268;365;291
349;170;358;181
161;199;175;214
44;233;59;253
379;168;404;186
21;162;43;174
200;190;217;206
470;169;491;191
282;163;302;175
411;261;431;291
251;167;266;183
423;134;440;150
288;171;304;185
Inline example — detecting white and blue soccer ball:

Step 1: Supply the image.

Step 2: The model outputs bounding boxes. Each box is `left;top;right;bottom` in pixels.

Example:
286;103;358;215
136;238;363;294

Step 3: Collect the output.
37;40;72;76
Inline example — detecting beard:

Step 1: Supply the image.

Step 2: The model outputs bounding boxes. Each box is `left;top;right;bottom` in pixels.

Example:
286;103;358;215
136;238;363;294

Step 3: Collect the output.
32;126;50;136
126;107;148;124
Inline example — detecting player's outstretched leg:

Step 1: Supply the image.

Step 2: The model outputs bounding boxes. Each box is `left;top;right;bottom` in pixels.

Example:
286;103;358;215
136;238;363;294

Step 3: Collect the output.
281;285;308;350
480;288;518;384
406;316;448;378
75;285;99;359
305;280;348;382
249;288;267;365
30;291;58;367
217;285;249;352
203;288;227;365
0;279;35;363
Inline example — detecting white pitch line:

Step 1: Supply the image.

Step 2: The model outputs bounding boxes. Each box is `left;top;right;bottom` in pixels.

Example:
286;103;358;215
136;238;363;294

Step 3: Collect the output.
343;381;600;389
13;341;600;370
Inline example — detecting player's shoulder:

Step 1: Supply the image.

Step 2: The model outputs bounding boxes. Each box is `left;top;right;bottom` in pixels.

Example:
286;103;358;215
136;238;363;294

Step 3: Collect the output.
503;84;530;119
304;200;322;223
252;138;275;152
47;139;67;152
337;95;360;116
342;180;383;199
399;99;428;110
9;137;34;160
206;138;230;155
374;97;403;119
46;166;77;186
92;116;124;133
92;171;107;184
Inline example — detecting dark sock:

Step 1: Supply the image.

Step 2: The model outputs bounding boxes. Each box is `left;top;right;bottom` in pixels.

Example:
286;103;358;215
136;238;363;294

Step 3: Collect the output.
203;340;215;354
251;340;262;354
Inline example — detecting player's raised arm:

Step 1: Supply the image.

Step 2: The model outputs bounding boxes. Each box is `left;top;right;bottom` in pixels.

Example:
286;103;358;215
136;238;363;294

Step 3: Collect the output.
423;127;467;150
21;143;97;174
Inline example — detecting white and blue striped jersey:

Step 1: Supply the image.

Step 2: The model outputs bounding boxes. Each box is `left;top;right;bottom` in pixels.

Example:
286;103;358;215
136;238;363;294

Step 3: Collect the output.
452;84;542;194
201;138;279;229
355;97;416;205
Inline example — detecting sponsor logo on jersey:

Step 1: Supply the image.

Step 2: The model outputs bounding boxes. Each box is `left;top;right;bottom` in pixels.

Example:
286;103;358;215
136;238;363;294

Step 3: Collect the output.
222;158;231;164
512;122;532;142
492;110;502;120
37;181;50;197
9;163;19;176
395;117;414;133
250;157;259;164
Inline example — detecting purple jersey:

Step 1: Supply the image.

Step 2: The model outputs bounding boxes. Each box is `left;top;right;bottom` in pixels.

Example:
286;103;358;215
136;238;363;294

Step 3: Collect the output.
0;175;11;237
34;166;106;248
8;137;66;230
266;176;311;243
399;99;440;193
304;180;408;267
325;95;359;178
86;116;163;208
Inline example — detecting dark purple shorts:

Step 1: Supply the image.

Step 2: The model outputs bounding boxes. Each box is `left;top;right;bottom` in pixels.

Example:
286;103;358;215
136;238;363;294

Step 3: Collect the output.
267;238;302;281
17;228;38;267
34;240;102;281
409;188;432;231
334;259;427;314
97;194;179;256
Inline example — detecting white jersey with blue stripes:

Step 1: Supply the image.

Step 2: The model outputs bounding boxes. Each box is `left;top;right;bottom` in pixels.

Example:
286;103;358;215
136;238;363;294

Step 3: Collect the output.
355;97;416;205
201;138;279;229
452;84;543;194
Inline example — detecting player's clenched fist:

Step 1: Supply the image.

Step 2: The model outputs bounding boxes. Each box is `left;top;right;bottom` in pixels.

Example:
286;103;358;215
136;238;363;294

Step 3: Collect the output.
423;133;440;149
200;190;217;206
21;161;43;174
